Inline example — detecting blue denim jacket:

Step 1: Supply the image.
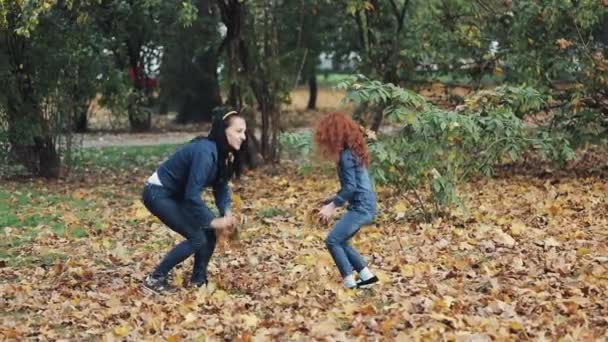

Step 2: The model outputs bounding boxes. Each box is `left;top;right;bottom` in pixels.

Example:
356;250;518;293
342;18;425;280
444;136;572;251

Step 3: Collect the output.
332;148;377;214
155;139;231;228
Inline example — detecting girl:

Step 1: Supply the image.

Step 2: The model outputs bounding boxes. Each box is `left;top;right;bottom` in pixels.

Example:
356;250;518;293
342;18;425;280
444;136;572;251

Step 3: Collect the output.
315;112;379;289
141;111;246;293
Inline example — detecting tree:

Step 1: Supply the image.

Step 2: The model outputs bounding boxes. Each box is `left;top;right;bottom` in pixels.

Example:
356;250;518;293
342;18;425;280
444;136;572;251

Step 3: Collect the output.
160;0;222;123
0;0;107;177
496;0;608;144
340;0;416;131
217;0;305;163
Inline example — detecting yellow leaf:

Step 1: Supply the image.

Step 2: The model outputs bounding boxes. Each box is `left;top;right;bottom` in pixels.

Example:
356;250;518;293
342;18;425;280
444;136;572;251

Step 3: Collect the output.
240;314;260;328
380;316;399;334
392;201;407;213
336;288;356;301
212;289;228;300
357;304;377;315
184;312;197;324
132;201;150;219
167;335;182;342
375;270;391;283
577;247;591;256
311;318;339;337
401;265;415;278
509;321;524;331
544;202;562;216
111;241;129;262
71;189;88;199
232;193;243;210
510;221;527;236
61;212;80;226
341;303;359;315
113;325;130;337
493;229;516;248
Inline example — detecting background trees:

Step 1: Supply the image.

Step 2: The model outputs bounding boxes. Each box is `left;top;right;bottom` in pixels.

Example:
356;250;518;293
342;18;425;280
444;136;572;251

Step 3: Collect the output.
1;0;607;178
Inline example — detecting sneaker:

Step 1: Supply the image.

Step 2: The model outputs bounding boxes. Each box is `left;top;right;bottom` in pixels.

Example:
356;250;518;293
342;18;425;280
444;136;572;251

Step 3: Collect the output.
189;279;207;288
356;275;379;288
142;274;176;294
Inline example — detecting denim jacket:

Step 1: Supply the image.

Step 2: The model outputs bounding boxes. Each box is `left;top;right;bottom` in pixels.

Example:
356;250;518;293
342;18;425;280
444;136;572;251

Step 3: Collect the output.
332;148;376;214
155;139;231;228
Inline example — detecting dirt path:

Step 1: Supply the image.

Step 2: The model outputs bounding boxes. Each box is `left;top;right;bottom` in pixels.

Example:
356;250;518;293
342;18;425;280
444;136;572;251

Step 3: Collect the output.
77;131;200;148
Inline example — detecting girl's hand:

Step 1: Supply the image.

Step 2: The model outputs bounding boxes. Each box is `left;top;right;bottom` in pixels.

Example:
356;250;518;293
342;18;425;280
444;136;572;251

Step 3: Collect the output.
319;202;337;223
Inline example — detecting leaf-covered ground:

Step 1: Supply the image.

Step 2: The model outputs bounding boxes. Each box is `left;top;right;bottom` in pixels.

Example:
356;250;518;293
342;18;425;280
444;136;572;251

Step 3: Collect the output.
1;148;608;340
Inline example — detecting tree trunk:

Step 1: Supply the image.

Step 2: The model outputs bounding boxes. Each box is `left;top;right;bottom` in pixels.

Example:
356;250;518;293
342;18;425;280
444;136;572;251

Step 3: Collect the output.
244;131;262;167
307;73;317;110
126;38;152;131
128;99;151;132
34;136;61;178
73;112;88;133
370;107;384;132
73;101;89;133
176;50;222;123
217;0;282;163
6;62;61;177
7;104;61;178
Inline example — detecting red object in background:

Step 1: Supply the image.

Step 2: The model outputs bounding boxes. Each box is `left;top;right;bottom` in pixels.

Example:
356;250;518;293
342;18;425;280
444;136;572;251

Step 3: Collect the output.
128;65;158;91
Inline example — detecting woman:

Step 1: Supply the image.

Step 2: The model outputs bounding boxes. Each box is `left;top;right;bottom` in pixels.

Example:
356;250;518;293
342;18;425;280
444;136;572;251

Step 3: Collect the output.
315;112;379;289
142;111;246;293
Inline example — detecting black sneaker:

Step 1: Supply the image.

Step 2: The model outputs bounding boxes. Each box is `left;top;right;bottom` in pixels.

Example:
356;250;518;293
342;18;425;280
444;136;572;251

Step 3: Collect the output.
356;275;379;288
142;274;176;294
189;279;207;288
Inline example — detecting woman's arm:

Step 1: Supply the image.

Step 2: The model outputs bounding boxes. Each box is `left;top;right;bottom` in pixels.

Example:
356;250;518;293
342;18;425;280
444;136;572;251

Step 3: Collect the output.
184;149;216;229
213;181;232;216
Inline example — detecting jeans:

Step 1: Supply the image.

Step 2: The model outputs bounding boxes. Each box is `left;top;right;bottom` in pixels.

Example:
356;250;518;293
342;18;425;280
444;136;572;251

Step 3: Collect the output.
325;209;374;278
142;183;216;283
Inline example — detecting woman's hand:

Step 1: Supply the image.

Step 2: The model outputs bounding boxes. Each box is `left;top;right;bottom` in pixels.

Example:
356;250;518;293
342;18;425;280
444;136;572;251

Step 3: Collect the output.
319;202;337;223
210;216;237;230
223;210;247;225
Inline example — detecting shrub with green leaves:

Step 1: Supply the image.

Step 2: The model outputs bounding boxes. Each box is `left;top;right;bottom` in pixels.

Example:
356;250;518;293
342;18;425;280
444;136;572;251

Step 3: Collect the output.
279;131;313;174
338;76;575;221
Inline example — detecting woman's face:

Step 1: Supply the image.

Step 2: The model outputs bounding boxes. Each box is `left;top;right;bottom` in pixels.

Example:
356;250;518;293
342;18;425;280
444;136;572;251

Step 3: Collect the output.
226;117;247;151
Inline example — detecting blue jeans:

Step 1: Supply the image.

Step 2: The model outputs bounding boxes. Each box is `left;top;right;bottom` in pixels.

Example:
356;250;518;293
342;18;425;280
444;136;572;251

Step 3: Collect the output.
142;184;216;283
325;209;374;278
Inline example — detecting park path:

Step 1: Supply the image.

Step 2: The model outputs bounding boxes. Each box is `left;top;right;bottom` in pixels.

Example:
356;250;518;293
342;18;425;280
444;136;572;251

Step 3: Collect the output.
77;131;200;148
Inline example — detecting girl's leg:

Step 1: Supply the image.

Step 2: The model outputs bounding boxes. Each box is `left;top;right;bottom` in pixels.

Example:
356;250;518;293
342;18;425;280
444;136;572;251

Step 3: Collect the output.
325;211;370;281
343;244;367;273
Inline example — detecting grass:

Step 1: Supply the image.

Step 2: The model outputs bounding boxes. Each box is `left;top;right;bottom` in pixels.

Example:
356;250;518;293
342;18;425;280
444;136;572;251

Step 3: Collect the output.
317;72;356;87
1;144;183;266
257;207;291;218
1;188;97;265
71;143;180;172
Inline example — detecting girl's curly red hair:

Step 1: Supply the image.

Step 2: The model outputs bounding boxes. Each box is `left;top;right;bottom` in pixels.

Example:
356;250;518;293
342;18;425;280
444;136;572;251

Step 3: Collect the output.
314;112;370;166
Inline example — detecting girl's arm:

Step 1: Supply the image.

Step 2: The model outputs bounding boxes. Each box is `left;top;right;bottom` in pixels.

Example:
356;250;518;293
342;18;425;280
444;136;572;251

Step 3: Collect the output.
333;149;357;207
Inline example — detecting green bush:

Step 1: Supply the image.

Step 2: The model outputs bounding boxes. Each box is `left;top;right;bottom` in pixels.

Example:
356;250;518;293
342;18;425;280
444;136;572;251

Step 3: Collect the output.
338;76;575;221
279;131;314;174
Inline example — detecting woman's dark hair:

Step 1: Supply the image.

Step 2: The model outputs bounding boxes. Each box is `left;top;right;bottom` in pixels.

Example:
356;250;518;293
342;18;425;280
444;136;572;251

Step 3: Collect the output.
194;111;245;183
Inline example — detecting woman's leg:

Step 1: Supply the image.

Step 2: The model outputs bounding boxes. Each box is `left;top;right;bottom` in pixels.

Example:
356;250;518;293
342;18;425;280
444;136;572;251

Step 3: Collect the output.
191;228;217;285
142;185;209;278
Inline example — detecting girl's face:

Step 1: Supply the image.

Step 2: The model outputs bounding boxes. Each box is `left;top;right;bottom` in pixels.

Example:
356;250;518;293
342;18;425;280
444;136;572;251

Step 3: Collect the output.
226;117;247;151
